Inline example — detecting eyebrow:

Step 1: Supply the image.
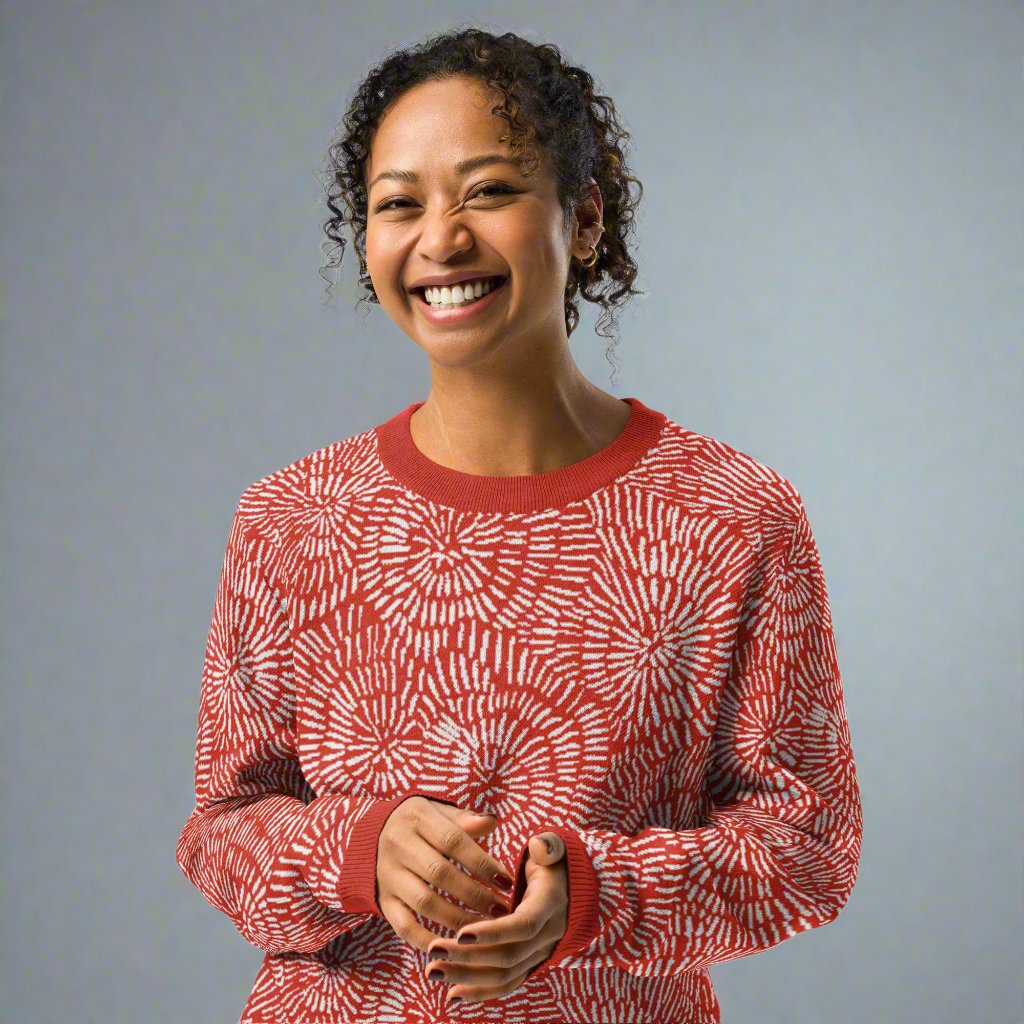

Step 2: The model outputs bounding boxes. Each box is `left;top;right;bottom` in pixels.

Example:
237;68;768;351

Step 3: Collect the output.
367;153;519;193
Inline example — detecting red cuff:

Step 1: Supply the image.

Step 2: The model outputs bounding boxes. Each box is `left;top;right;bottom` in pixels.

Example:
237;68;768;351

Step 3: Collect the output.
511;825;600;979
304;791;457;917
336;795;418;915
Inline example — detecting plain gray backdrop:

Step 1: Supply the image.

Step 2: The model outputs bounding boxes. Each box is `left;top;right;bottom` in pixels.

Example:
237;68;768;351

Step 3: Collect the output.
2;2;1020;1022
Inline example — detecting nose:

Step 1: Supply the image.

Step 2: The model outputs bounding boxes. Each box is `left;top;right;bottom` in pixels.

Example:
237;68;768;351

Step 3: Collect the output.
415;207;475;265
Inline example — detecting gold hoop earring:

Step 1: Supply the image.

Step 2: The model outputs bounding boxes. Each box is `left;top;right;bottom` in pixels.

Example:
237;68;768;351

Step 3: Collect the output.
578;244;599;268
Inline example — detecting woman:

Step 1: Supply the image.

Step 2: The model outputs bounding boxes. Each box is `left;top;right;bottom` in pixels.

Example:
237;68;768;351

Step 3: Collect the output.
176;26;863;1024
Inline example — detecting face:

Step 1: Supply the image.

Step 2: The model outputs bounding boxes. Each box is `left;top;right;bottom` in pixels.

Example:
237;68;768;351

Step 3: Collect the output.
363;74;601;369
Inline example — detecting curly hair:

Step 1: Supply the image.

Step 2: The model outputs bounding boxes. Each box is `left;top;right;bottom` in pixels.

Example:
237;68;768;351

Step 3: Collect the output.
316;24;645;372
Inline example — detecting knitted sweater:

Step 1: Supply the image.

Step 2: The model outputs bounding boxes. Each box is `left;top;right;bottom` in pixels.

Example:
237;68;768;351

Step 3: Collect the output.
176;395;863;1024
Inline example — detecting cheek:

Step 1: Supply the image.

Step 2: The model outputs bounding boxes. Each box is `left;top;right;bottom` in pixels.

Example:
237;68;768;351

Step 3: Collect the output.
508;217;569;286
363;232;403;300
363;228;385;273
364;220;398;260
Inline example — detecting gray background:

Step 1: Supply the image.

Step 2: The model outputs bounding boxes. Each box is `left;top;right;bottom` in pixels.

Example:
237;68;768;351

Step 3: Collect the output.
2;2;1020;1022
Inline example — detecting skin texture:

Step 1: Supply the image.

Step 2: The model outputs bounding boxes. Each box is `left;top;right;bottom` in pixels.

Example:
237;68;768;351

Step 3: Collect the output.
363;73;619;1004
375;796;568;1005
428;833;570;1007
376;797;519;947
363;73;630;481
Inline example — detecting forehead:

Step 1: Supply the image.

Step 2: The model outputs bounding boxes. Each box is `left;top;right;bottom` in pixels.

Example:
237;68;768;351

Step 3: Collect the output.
367;76;509;175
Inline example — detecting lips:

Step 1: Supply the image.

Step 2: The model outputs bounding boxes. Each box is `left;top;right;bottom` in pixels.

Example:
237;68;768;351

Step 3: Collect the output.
412;274;509;324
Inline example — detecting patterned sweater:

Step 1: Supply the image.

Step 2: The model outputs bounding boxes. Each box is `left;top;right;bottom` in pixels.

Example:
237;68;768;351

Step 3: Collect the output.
175;395;863;1024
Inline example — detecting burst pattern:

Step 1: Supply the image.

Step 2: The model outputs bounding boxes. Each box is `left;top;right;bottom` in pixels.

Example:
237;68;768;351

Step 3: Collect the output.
175;396;863;1023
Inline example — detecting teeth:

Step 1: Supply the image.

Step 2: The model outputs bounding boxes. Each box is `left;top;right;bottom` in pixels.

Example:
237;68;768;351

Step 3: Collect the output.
423;276;501;308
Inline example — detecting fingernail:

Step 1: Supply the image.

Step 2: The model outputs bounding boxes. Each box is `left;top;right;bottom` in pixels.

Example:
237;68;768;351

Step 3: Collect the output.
457;932;477;944
448;996;462;1005
427;968;445;981
493;873;513;889
542;837;554;855
489;902;509;917
429;946;449;960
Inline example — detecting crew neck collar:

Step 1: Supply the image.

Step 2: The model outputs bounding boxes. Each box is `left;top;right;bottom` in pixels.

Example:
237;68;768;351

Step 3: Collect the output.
374;396;667;513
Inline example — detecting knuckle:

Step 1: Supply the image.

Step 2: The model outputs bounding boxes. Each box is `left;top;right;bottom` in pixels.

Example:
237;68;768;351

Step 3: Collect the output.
497;947;519;968
413;889;436;915
438;826;463;856
424;858;449;885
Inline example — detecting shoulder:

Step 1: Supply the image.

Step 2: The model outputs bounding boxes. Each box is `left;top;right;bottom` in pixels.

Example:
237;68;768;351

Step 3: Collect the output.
231;418;384;549
646;413;806;541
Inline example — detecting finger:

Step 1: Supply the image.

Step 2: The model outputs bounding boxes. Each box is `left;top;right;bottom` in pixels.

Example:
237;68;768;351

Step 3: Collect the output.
380;894;449;955
441;890;547;952
454;856;559;947
414;800;516;893
389;868;503;941
427;914;562;983
384;890;511;958
432;802;501;838
423;857;560;961
443;944;555;1005
429;936;524;979
402;833;514;922
528;831;566;866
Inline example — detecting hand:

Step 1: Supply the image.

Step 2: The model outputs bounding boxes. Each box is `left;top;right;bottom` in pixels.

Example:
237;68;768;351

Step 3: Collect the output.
423;831;569;1007
376;796;517;954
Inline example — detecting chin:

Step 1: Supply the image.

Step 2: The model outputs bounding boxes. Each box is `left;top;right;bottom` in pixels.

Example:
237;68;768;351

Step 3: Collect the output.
412;331;513;368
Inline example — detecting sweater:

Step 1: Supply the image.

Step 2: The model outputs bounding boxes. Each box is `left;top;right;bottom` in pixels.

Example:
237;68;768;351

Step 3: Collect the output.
175;395;863;1024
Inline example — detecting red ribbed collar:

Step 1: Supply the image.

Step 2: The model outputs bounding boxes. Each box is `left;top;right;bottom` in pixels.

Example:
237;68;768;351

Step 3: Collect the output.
374;396;667;513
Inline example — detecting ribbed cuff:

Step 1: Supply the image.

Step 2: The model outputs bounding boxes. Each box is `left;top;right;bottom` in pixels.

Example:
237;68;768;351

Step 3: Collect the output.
334;791;465;916
511;825;600;978
333;795;411;915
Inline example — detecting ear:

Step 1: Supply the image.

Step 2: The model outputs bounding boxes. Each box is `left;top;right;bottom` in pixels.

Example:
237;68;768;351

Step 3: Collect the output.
572;177;604;257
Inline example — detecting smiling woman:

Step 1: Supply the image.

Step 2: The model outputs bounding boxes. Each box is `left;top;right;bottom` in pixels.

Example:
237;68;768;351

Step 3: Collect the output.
176;23;862;1024
317;25;644;364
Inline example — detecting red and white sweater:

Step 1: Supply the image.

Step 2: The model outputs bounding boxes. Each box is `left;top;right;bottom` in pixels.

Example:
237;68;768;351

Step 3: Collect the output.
176;396;863;1024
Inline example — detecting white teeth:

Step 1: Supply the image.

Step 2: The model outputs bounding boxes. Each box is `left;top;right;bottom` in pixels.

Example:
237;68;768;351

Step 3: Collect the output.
423;276;501;308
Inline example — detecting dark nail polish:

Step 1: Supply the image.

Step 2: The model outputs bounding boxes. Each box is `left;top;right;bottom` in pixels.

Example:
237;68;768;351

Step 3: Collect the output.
428;968;445;981
448;996;462;1005
489;903;509;917
429;947;449;960
457;932;477;944
493;873;513;889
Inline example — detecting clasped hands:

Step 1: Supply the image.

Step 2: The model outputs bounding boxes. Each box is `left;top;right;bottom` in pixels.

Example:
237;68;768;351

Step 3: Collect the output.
376;797;568;1007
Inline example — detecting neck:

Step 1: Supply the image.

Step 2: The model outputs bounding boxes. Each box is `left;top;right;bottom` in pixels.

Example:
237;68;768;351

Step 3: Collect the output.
410;371;631;478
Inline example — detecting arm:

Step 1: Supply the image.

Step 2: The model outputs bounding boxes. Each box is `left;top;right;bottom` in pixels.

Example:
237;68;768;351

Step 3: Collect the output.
175;491;441;954
510;496;863;979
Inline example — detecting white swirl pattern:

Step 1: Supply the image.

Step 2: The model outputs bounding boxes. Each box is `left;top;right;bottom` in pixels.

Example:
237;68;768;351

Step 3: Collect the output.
176;396;862;1023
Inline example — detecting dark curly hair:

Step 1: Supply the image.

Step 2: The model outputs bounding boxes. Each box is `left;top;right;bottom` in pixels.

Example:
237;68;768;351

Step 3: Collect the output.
316;24;645;374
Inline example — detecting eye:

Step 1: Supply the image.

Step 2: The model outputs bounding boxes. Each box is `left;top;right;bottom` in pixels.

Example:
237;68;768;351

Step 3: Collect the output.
471;183;515;200
375;183;515;214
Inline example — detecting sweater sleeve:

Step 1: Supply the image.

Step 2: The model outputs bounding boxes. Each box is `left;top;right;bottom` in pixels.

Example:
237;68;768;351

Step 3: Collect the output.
175;494;448;954
508;496;863;979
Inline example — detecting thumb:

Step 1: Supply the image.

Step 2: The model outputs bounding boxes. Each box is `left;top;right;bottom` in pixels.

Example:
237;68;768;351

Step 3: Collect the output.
528;831;566;866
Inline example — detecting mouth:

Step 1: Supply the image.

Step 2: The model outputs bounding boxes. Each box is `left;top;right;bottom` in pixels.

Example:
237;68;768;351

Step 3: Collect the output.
410;275;509;325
